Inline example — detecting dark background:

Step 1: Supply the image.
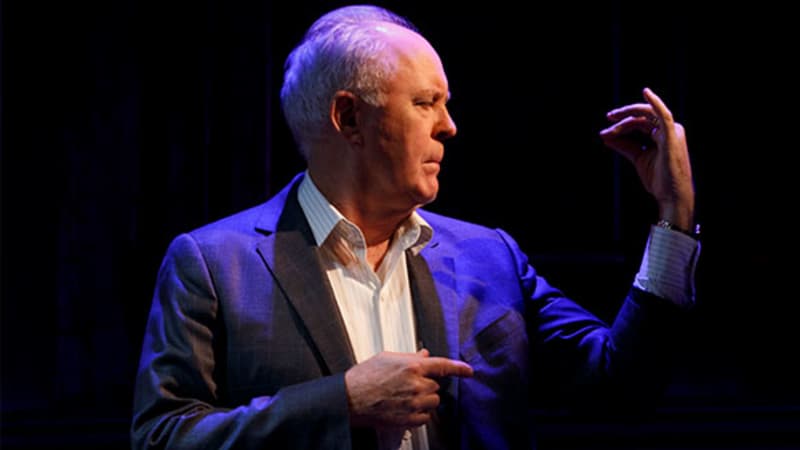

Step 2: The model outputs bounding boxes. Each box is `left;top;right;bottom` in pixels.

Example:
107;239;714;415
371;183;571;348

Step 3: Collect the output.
2;0;797;448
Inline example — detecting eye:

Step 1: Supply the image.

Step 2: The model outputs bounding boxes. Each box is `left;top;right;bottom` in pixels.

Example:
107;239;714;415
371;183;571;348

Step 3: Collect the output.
414;100;434;108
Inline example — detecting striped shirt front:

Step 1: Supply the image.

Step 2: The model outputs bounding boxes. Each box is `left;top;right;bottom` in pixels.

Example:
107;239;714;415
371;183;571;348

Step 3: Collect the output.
297;172;432;450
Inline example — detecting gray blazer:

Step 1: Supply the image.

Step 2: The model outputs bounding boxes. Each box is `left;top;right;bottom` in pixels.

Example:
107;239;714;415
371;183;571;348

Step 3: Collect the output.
131;173;683;449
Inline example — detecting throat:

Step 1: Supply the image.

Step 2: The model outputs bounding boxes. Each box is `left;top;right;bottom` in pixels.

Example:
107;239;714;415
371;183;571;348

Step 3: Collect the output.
366;240;390;272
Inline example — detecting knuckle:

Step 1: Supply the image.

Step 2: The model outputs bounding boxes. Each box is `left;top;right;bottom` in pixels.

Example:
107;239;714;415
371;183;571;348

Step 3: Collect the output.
413;378;435;394
407;397;424;410
404;360;423;376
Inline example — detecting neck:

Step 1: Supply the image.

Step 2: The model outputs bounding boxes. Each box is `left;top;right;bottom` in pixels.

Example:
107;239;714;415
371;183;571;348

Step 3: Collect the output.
307;167;413;249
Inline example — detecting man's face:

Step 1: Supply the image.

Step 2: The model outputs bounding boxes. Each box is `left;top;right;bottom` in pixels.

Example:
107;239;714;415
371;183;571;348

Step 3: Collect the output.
357;29;457;212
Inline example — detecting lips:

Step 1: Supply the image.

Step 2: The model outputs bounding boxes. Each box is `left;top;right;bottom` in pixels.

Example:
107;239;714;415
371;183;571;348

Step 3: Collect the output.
426;154;443;165
423;160;441;174
424;160;441;170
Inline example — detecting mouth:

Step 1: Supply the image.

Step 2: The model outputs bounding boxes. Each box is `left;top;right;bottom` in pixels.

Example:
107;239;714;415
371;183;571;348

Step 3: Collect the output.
424;160;441;168
425;154;443;165
423;160;441;174
424;151;444;172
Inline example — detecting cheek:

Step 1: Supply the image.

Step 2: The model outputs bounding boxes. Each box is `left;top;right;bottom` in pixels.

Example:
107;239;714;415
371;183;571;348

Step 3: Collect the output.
380;116;432;178
408;142;431;176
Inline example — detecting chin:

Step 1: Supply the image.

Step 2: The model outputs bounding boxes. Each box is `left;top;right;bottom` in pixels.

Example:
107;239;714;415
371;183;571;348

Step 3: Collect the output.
415;182;439;206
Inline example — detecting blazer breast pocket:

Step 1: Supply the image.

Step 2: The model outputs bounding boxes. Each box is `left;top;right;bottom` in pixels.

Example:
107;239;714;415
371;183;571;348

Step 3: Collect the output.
460;309;528;368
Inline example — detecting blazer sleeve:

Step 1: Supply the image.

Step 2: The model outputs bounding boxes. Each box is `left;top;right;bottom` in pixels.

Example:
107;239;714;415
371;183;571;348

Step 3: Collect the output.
496;228;685;410
130;233;352;450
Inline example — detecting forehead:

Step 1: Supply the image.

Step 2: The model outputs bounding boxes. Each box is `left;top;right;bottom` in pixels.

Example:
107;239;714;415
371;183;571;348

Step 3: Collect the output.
376;24;448;93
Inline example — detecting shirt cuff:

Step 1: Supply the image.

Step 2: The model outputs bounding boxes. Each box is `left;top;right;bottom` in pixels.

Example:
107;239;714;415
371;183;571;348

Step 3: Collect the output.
634;225;701;309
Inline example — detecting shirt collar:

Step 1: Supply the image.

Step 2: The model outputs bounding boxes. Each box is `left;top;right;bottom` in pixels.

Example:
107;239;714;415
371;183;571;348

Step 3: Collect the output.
298;171;347;246
297;171;433;256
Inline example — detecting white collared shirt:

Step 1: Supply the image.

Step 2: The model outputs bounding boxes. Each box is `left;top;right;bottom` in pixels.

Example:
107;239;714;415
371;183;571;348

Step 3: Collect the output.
298;172;431;450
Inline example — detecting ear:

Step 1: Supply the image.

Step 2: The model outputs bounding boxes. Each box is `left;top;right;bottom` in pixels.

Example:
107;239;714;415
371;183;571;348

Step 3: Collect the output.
330;90;362;146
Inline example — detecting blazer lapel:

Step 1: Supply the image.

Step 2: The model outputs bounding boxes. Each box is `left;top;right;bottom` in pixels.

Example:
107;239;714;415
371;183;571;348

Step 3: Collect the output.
407;249;459;450
407;251;448;358
255;180;356;376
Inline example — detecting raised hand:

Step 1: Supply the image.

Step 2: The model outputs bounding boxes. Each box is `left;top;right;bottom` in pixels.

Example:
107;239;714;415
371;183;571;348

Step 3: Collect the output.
599;87;694;229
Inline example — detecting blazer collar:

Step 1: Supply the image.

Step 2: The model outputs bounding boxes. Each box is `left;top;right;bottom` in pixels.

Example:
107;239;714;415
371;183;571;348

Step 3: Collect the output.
254;172;304;235
254;174;357;375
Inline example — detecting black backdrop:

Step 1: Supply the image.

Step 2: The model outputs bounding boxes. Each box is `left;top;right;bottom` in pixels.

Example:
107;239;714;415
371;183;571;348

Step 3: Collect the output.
2;0;797;448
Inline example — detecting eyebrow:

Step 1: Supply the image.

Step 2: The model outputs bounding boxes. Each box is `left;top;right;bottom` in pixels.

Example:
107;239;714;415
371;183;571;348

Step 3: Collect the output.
416;89;452;102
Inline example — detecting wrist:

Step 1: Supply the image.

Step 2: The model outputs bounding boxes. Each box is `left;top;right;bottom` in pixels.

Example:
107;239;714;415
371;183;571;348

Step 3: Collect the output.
658;199;694;231
656;219;700;239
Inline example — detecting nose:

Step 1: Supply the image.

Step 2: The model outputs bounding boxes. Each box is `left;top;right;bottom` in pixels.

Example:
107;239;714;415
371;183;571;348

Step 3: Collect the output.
435;106;457;142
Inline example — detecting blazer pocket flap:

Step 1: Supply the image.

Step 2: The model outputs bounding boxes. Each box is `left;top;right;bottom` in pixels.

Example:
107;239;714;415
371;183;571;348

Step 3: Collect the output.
460;309;526;365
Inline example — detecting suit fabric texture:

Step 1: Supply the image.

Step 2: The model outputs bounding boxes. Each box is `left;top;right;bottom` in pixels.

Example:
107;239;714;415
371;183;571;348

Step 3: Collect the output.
132;173;681;449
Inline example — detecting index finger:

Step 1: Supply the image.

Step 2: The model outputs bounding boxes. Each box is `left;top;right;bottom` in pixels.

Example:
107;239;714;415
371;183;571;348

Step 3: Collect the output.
419;357;474;378
643;87;674;125
606;102;652;122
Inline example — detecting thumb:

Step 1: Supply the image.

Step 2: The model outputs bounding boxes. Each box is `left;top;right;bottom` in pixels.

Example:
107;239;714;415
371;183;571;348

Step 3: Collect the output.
416;348;430;357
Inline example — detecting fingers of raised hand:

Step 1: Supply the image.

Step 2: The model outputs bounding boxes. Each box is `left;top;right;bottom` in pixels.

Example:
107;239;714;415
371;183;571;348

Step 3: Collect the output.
606;102;652;122
600;114;656;137
642;87;674;125
606;88;675;132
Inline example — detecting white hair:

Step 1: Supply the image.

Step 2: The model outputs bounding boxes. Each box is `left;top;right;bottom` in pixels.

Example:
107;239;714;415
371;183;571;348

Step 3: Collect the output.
280;5;417;159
